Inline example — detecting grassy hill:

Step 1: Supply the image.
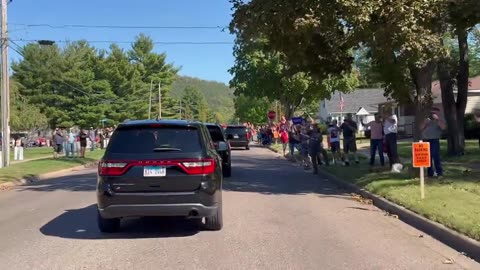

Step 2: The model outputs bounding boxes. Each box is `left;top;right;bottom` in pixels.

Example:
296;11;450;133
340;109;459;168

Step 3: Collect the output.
171;75;235;122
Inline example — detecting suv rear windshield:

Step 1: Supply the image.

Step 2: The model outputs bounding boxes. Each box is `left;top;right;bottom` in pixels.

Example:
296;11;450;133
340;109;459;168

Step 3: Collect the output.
108;125;202;154
207;126;225;141
225;127;248;134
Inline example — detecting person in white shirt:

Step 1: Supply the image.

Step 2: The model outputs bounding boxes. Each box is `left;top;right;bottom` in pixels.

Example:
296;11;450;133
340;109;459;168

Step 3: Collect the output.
383;111;401;170
14;136;24;161
327;120;342;165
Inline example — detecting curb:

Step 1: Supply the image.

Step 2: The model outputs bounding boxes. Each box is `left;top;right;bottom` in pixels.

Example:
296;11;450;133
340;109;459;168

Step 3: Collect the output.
266;145;280;154
318;169;480;262
262;145;480;262
0;161;98;190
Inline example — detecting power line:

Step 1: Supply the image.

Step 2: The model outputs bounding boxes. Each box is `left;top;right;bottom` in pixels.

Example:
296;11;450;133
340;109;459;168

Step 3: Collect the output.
10;23;228;31
11;39;233;45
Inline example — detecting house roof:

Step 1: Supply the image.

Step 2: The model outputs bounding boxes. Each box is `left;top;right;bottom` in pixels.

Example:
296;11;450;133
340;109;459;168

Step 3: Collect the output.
431;75;480;102
324;88;389;114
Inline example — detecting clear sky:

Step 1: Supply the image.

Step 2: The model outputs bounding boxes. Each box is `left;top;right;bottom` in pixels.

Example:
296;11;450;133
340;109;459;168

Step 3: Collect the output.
7;0;235;84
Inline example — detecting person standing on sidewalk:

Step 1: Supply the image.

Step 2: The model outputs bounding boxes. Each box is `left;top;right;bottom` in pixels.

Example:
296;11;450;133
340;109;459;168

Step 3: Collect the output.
62;128;68;156
79;129;88;158
327;120;342;165
340;114;359;166
362;114;385;167
89;127;96;151
52;128;64;159
308;123;329;174
421;108;446;178
67;128;76;158
288;125;300;161
13;136;24;161
383;111;401;171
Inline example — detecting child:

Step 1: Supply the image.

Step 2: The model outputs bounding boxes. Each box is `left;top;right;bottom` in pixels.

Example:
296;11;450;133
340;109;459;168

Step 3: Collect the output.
299;127;311;170
280;128;289;156
327;120;342;165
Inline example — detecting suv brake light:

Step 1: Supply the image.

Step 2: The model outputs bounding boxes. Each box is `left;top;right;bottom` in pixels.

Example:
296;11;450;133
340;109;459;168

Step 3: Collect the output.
98;161;128;176
181;159;215;175
98;159;216;176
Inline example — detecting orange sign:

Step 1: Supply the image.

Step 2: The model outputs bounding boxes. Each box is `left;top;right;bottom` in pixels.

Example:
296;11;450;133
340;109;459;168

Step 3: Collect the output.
412;142;431;168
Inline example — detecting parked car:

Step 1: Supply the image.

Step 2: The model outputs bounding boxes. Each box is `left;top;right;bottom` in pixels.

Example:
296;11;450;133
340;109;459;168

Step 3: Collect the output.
96;119;223;232
205;123;231;177
225;125;250;150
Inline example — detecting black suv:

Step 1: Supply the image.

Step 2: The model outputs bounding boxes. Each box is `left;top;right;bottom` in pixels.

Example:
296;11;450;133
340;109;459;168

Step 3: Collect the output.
205;123;231;177
225;125;250;150
96;120;223;232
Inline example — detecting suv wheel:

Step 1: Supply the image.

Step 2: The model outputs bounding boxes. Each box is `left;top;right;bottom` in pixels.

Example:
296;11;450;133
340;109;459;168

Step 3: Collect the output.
205;203;223;231
223;163;232;178
97;210;120;233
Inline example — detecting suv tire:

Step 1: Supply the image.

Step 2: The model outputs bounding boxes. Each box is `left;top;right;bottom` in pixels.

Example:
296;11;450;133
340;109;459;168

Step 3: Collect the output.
223;163;232;178
97;210;120;233
205;203;223;231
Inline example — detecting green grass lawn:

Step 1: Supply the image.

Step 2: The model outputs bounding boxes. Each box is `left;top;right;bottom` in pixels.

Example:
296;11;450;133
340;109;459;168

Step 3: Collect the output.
269;143;284;153
10;147;53;161
324;161;480;241
0;149;105;184
397;140;480;164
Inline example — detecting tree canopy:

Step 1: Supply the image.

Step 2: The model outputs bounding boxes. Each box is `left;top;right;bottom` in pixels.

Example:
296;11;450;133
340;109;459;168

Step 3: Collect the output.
11;34;182;129
230;0;480;145
229;38;359;118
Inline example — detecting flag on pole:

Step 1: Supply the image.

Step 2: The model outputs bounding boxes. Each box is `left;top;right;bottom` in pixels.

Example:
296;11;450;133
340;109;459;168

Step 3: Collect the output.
319;99;329;122
339;93;345;112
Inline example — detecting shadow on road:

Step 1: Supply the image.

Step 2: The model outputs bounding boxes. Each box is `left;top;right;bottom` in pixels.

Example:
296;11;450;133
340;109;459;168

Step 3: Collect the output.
40;204;200;240
224;149;350;198
15;172;97;192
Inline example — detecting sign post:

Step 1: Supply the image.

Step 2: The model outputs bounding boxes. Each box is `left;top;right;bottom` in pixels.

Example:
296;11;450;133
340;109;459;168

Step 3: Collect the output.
268;111;276;120
412;140;431;199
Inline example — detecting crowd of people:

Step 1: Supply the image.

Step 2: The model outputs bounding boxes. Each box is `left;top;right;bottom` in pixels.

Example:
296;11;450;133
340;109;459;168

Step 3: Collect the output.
50;126;115;159
248;111;415;175
248;107;449;178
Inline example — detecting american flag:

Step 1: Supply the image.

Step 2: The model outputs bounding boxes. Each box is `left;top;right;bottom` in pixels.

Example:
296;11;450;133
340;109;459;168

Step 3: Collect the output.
339;93;345;112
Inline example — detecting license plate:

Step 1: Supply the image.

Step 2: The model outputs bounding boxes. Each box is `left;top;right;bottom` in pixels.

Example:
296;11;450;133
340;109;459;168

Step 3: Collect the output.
233;135;239;139
143;166;166;177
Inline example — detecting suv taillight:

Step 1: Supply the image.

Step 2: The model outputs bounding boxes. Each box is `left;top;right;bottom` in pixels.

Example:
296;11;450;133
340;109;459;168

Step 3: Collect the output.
98;159;215;176
98;160;128;176
181;159;215;175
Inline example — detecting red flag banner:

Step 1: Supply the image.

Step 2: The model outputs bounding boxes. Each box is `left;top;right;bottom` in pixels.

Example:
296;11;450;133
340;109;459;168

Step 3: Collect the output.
339;93;345;112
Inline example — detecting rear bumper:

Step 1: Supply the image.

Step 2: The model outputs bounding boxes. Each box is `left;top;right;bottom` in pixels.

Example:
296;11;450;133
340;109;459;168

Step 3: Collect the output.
229;141;249;147
98;203;218;219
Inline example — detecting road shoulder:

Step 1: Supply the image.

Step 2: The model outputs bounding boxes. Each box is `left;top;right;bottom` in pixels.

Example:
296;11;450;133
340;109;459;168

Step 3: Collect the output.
263;144;480;263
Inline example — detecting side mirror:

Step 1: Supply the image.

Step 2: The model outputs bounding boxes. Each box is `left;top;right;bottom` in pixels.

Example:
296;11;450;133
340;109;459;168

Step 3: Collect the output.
227;134;233;140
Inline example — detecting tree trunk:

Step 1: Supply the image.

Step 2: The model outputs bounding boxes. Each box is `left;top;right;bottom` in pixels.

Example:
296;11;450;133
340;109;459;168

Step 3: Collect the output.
284;104;295;119
456;27;469;155
410;62;436;141
438;59;460;155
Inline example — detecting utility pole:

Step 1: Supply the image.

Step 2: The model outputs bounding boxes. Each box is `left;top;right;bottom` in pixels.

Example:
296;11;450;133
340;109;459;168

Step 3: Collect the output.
275;100;279;122
179;100;182;119
148;80;153;119
0;0;9;168
158;82;161;119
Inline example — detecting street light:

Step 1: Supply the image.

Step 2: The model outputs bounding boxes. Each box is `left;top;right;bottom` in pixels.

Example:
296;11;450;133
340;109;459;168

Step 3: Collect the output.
37;40;55;46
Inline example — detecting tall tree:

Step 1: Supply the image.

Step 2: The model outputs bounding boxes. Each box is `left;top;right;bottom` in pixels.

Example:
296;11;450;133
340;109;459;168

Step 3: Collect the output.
229;40;359;118
12;34;180;127
230;0;448;139
180;86;209;121
9;80;48;131
437;2;480;155
234;95;272;124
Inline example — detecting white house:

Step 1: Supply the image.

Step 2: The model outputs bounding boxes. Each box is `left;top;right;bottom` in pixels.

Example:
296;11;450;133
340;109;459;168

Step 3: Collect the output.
319;88;390;132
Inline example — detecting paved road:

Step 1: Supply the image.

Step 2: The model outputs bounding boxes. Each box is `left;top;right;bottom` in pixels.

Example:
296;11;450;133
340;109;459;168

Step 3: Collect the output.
0;146;478;270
